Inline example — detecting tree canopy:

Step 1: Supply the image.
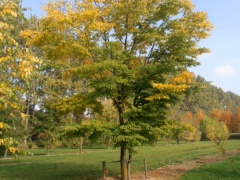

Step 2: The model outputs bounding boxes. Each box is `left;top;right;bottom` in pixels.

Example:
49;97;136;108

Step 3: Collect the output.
20;0;213;179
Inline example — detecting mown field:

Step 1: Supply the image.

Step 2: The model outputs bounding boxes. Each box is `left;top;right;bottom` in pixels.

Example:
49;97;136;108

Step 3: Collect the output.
0;140;239;180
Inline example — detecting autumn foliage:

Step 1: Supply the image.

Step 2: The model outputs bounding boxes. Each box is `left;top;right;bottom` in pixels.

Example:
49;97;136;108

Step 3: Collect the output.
2;0;233;179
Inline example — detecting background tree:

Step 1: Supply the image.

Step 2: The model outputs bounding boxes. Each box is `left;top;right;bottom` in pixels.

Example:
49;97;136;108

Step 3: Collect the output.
210;108;222;121
157;119;198;145
178;75;240;116
92;98;118;148
231;107;240;133
63;120;115;153
220;109;233;131
182;111;194;124
196;108;205;123
200;117;229;154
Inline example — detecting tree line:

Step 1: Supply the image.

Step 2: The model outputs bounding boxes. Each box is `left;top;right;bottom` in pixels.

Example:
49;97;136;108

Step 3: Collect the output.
174;75;240;133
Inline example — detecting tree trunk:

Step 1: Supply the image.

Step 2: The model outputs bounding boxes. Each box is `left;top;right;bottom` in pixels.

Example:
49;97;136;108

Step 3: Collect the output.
120;144;127;180
47;147;50;156
79;137;83;154
47;138;51;155
116;85;128;180
23;135;28;148
167;138;170;145
3;149;8;158
177;137;180;145
23;92;31;148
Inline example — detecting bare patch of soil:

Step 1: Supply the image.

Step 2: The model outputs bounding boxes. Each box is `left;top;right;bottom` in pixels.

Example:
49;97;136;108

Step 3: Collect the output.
103;149;240;180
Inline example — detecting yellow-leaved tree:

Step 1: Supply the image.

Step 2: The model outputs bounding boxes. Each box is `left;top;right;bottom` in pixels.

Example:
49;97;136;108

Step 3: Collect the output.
22;0;213;179
200;117;229;154
0;0;43;149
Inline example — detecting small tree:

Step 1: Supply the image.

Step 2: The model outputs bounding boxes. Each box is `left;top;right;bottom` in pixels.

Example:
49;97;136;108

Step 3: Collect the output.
37;131;57;155
180;124;201;142
200;118;229;154
33;109;60;155
63;120;115;151
157;120;176;145
157;120;200;145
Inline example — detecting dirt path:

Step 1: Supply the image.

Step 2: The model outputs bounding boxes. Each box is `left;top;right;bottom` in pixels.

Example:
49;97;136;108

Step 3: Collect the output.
104;149;240;180
132;149;240;180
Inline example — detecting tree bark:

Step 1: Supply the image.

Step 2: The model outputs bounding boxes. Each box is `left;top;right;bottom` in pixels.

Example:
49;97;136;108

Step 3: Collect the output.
79;137;83;154
3;149;8;158
120;144;127;180
23;92;31;148
47;138;51;155
115;85;128;180
177;137;180;145
23;135;28;148
47;147;50;156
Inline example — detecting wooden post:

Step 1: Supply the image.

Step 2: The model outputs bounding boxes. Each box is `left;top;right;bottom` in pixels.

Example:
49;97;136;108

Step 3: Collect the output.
144;159;148;179
102;161;106;179
127;154;132;180
127;160;131;180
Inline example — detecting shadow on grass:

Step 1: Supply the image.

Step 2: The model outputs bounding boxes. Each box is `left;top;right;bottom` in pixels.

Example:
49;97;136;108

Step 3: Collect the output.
0;161;117;180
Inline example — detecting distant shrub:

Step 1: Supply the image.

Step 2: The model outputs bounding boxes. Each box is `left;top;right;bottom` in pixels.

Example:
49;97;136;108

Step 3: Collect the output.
28;143;33;149
229;133;240;139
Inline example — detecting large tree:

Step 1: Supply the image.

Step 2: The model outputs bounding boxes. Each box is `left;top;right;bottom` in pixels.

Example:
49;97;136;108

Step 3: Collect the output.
22;0;213;179
0;0;45;148
0;0;27;148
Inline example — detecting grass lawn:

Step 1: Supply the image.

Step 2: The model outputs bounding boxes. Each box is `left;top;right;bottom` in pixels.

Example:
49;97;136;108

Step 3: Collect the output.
181;154;240;180
0;140;239;180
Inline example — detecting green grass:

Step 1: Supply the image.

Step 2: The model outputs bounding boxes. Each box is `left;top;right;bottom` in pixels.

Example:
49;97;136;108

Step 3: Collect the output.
181;154;240;180
0;140;239;180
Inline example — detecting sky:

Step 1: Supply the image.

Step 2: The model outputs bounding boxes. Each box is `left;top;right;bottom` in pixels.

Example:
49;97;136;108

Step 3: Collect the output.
22;0;240;95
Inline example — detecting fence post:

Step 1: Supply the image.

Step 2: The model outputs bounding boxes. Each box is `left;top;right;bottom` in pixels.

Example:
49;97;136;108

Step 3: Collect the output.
127;160;131;180
127;154;132;180
102;161;106;179
144;159;148;179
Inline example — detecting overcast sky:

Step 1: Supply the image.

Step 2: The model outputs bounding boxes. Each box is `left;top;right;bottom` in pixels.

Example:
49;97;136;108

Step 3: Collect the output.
22;0;240;95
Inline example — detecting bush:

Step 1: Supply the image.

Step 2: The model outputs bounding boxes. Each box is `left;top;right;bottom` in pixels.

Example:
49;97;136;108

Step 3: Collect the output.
229;133;240;139
28;143;33;149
